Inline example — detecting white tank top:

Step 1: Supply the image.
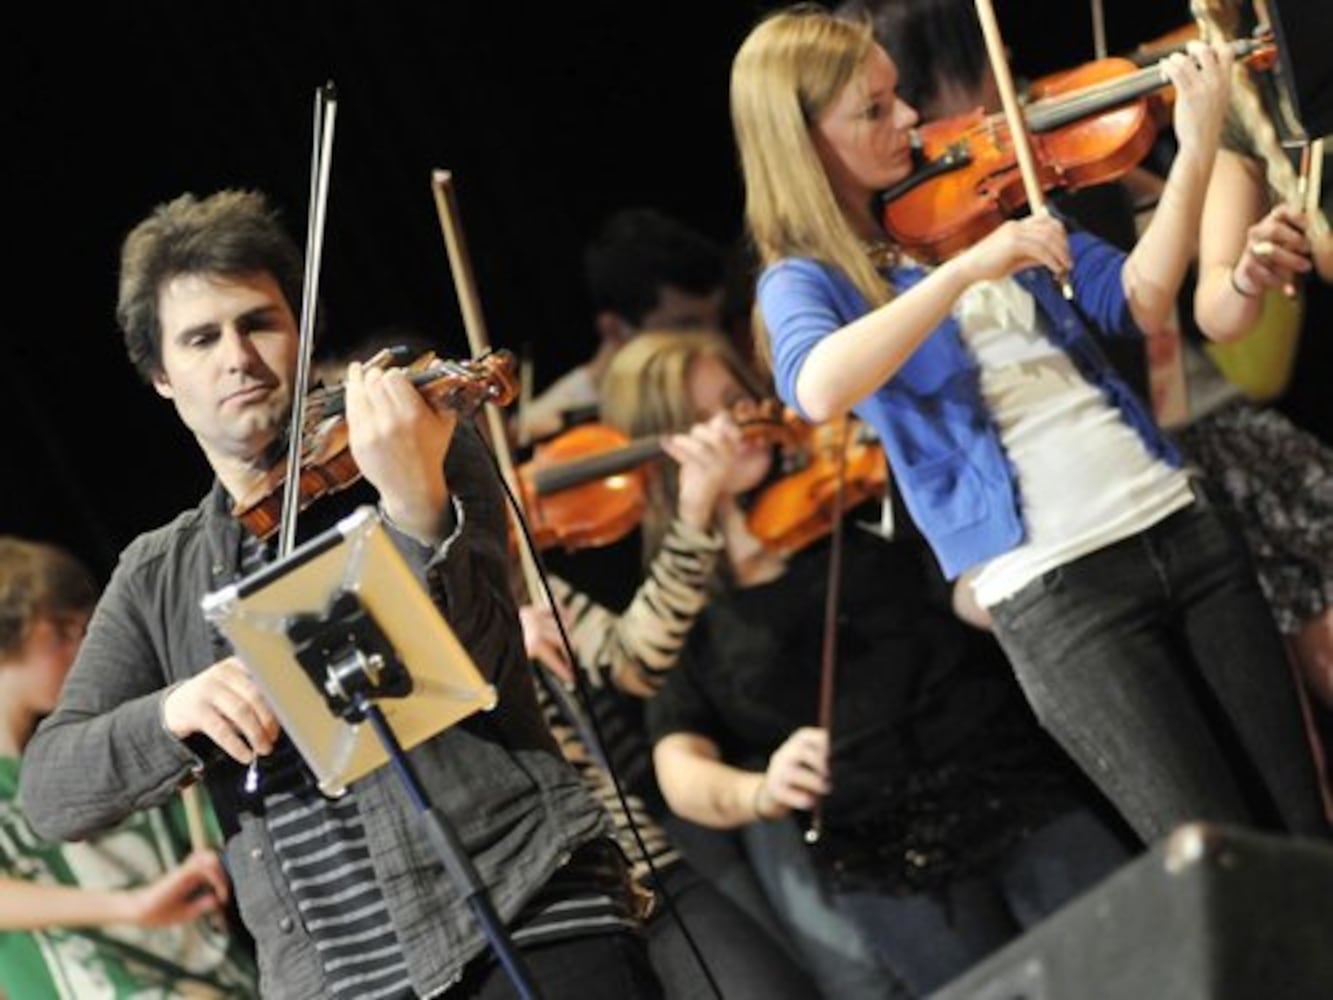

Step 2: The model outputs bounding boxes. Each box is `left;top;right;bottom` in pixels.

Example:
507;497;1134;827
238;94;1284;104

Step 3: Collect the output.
954;279;1194;607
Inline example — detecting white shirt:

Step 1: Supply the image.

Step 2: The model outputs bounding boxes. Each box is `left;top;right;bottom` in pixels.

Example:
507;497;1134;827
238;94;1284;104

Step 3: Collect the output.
954;279;1194;607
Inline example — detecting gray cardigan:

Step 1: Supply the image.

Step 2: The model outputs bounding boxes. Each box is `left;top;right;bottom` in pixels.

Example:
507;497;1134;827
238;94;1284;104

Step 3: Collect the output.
21;424;608;998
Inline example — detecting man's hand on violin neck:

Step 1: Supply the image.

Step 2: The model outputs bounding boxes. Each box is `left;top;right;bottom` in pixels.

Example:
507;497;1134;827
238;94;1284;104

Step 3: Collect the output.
345;361;456;545
162;657;279;765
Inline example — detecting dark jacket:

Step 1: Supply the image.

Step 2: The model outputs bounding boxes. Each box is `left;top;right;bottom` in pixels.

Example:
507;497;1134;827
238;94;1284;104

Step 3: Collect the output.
21;424;608;998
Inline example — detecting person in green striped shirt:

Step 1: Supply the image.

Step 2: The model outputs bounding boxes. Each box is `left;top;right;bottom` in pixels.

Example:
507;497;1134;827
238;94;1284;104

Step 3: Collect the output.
0;536;256;998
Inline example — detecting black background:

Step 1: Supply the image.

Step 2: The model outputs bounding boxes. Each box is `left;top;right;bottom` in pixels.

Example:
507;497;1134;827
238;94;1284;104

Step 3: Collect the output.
6;0;1326;581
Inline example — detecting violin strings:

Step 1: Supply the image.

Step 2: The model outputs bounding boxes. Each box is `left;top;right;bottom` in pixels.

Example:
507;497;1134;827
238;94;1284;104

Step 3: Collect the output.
938;65;1157;153
942;32;1266;155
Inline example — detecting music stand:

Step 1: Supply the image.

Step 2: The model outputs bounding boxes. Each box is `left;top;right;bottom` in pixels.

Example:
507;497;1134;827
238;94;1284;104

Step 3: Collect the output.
201;505;541;999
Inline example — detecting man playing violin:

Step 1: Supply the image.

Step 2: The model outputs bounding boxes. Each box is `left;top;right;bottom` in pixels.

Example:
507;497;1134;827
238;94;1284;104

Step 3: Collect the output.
20;189;663;1000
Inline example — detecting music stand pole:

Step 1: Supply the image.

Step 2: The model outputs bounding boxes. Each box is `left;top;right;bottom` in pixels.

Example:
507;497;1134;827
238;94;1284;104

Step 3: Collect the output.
351;691;542;1000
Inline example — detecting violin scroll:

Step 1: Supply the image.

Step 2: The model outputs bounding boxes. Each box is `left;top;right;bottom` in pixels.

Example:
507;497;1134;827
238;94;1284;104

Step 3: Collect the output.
412;348;520;413
234;347;520;540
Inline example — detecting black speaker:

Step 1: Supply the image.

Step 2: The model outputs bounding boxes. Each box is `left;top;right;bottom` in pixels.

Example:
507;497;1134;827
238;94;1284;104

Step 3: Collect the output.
930;824;1333;1000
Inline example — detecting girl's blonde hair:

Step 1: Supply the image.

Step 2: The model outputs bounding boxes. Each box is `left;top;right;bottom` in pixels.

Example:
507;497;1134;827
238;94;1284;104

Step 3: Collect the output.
731;5;894;361
600;331;768;567
1192;0;1301;206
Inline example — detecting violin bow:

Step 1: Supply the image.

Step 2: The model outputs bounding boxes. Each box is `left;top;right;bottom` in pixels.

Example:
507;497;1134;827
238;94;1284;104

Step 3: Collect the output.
182;783;210;852
1302;137;1327;238
429;171;544;604
973;0;1075;299
1090;0;1107;61
517;347;536;449
430;171;610;770
804;416;851;846
277;83;339;559
236;83;337;801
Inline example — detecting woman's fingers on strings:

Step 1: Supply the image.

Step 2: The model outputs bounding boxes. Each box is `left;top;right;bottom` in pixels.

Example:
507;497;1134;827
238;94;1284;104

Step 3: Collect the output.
660;433;705;468
665;427;730;469
1173;39;1226;85
1165;50;1199;93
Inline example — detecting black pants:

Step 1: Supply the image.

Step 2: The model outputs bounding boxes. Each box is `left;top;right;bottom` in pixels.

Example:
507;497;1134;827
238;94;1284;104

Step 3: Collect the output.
451;929;662;999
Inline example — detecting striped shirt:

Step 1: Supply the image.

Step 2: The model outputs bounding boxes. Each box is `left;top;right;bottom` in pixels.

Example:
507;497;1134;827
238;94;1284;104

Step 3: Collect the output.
507;838;639;946
240;516;648;996
264;765;413;1000
554;518;723;698
239;532;414;1000
539;517;723;883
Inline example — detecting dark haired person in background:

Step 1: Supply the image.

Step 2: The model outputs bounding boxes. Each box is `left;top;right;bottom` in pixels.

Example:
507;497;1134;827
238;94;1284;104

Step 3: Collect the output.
518;207;726;442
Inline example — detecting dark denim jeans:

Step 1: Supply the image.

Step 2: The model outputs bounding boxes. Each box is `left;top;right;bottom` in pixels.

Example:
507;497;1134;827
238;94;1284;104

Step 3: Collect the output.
989;500;1328;844
645;860;818;1000
743;817;912;1000
837;806;1132;996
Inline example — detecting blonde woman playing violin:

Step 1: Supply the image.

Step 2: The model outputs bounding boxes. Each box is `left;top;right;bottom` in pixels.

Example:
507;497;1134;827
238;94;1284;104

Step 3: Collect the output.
598;330;1133;997
736;5;1328;847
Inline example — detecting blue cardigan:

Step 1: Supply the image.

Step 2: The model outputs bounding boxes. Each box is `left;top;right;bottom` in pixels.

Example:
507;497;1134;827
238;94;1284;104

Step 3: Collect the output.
760;230;1179;579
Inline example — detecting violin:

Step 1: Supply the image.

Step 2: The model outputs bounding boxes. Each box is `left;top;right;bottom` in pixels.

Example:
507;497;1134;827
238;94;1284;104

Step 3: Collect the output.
233;348;519;540
1126;23;1201;70
517;398;796;552
517;422;651;552
516;402;888;556
879;33;1276;263
746;418;887;555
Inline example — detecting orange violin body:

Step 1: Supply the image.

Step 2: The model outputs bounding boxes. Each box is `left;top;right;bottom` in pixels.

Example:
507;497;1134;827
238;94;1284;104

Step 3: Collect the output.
882;57;1166;263
517;406;889;557
746;419;888;555
881;36;1274;264
518;423;650;553
234;349;519;539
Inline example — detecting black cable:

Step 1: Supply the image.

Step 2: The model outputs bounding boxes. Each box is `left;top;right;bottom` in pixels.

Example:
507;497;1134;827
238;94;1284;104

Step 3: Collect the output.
477;429;727;1000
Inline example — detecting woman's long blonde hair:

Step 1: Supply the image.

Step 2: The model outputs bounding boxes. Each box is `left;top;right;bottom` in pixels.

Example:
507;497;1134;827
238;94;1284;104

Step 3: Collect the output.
1192;0;1301;206
731;5;894;361
600;331;768;569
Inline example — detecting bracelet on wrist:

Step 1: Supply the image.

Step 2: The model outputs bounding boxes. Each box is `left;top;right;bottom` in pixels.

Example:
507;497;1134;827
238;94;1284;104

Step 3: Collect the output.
1229;267;1259;299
